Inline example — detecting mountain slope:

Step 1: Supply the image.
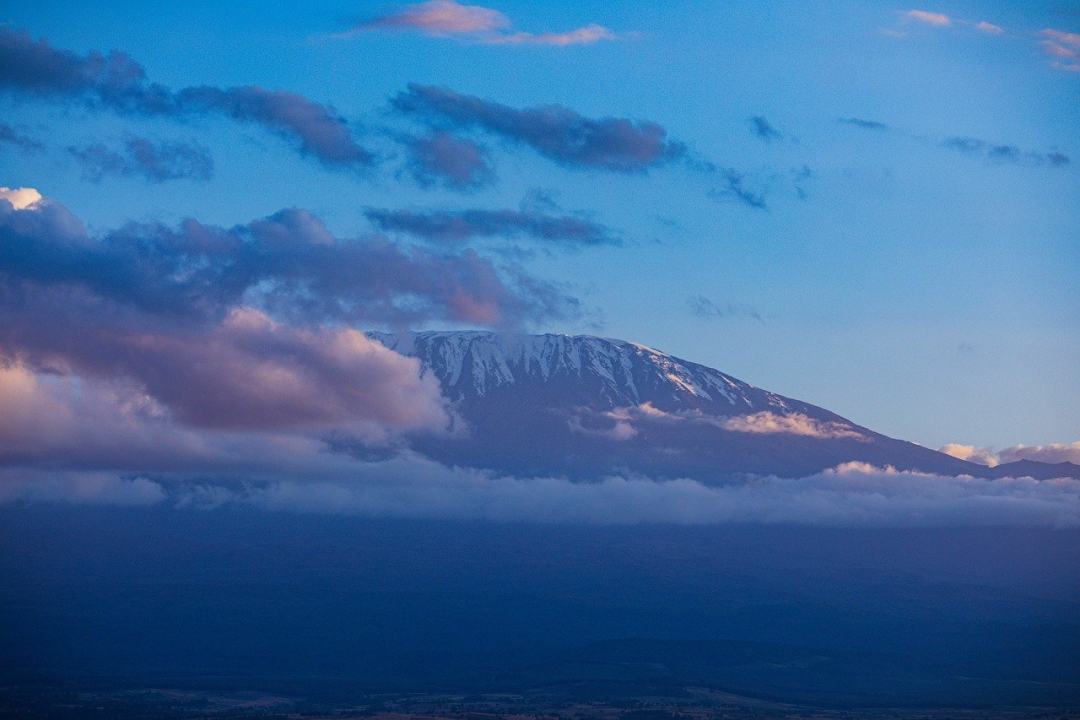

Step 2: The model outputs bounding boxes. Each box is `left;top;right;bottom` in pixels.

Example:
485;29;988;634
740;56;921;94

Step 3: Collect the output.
370;331;989;480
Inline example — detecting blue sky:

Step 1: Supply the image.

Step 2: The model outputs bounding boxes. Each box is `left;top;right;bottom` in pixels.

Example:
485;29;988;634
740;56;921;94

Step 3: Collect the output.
1;0;1077;449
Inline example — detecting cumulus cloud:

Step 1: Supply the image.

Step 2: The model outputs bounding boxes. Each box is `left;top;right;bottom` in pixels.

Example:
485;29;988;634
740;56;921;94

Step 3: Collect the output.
392;83;686;173
0;189;584;462
0;186;44;210
366;207;617;247
5;458;1079;528
941;441;1080;467
69;136;213;182
401;131;494;190
939;443;1001;467
719;412;866;440
341;0;621;47
905;10;951;27
0;28;373;168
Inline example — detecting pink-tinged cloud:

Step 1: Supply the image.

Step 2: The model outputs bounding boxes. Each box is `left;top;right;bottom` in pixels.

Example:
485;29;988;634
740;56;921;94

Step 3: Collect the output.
940;441;1080;466
905;10;951;27
1042;28;1080;46
0;186;43;209
344;0;620;46
939;443;1001;466
974;21;1004;35
350;0;508;37
720;411;865;440
1040;28;1080;70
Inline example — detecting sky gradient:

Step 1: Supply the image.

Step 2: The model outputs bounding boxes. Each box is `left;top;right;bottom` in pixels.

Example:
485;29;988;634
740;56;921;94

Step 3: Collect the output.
1;0;1078;453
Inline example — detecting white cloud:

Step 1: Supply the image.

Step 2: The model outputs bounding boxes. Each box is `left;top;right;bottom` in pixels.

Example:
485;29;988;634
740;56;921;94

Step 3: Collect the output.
906;10;951;27
720;411;865;440
974;21;1004;35
6;460;1077;528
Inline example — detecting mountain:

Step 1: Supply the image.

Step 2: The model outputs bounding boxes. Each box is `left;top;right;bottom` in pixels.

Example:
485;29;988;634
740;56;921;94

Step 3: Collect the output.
986;460;1080;480
368;331;999;480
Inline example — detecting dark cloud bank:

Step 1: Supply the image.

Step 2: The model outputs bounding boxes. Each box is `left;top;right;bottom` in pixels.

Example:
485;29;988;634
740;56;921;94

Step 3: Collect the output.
0;28;373;169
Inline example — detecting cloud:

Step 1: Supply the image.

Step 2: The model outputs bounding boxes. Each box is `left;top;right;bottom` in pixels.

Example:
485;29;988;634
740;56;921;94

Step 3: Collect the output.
710;170;768;210
942;136;1069;166
0;310;451;438
480;24;618;47
401;131;494;190
1040;28;1080;72
939;443;1001;466
905;10;951;27
0;186;44;210
688;295;763;323
0;28;374;169
69;136;213;182
366;207;617;247
0;123;43;152
749;116;781;142
838;117;889;131
941;441;1080;467
6;458;1079;528
719;412;866;440
392;83;686;172
0;191;576;328
0;188;583;454
342;0;620;47
0;469;166;506
975;21;1004;35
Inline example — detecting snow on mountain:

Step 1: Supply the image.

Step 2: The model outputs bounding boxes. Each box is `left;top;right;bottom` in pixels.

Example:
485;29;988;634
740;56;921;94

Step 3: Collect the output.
368;331;986;481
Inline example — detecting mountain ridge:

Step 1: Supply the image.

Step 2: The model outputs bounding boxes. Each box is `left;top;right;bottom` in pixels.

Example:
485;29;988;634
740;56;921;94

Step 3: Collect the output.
369;331;1067;481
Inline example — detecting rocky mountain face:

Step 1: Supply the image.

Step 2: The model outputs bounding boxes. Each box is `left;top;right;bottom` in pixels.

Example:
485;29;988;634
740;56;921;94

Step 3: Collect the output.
369;331;997;481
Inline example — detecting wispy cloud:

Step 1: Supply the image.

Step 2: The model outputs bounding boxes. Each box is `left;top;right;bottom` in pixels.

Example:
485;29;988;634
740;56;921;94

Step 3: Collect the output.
749;115;781;142
974;21;1004;35
1040;28;1080;72
392;83;686;173
69;136;213;182
942;136;1069;166
366;207;618;247
838;117;889;131
688;295;764;323
340;0;622;47
710;170;768;210
905;9;951;27
0;122;43;152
